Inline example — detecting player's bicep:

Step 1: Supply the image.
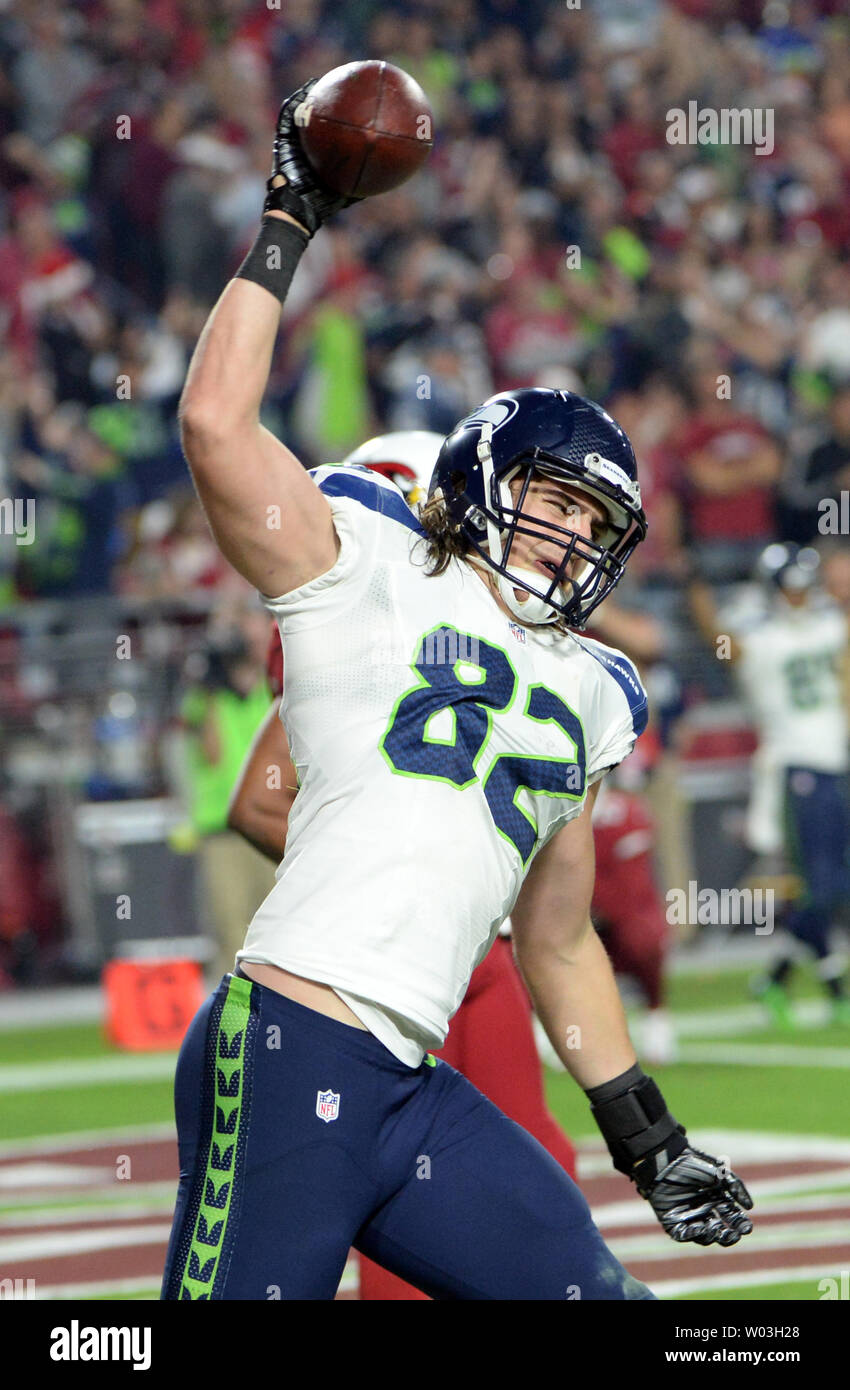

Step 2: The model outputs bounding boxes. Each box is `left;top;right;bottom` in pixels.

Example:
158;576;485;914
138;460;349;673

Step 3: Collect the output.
512;782;601;962
182;416;339;596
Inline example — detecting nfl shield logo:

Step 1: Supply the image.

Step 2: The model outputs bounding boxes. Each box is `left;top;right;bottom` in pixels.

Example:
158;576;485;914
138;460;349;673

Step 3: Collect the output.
509;621;526;644
316;1088;340;1123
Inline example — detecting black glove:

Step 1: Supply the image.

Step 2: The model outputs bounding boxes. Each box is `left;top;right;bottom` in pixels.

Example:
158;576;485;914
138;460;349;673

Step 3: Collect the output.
586;1063;754;1247
633;1144;754;1247
263;79;360;236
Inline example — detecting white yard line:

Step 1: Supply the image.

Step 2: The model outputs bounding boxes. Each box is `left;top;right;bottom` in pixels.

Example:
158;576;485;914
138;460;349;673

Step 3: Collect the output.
0;1184;177;1220
0;1055;177;1093
30;1259;361;1301
32;1276;162;1301
593;1187;850;1231
0;1201;174;1228
610;1221;850;1262
579;1131;850;1178
671;999;832;1036
0;1122;175;1160
0;1222;174;1263
677;1042;850;1068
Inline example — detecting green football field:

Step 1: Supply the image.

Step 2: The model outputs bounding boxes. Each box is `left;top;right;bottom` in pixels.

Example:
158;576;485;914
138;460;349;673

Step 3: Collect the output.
1;963;848;1300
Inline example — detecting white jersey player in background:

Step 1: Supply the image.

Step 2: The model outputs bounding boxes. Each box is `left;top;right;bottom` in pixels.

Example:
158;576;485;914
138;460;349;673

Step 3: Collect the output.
691;544;850;1028
160;80;752;1301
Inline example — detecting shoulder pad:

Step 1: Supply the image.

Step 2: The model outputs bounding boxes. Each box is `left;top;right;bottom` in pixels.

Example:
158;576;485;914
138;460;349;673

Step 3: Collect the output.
308;465;424;535
572;633;649;738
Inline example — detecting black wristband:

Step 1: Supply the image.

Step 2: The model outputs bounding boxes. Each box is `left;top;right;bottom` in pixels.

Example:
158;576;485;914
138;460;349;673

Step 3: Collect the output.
585;1062;644;1106
586;1063;686;1178
234;216;309;303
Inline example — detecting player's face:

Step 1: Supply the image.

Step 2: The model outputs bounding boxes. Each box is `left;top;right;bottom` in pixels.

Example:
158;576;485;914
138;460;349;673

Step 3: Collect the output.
506;473;608;583
778;583;810;608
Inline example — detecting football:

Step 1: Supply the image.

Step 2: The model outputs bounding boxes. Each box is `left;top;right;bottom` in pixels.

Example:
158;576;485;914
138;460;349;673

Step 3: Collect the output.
295;60;434;198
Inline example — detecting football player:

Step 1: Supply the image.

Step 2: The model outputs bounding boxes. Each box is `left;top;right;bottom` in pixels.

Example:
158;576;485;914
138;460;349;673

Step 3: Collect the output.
161;82;752;1300
690;544;850;1026
228;434;579;1301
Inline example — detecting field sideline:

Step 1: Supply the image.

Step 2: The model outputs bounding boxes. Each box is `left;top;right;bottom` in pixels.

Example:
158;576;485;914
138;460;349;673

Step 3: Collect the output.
0;964;847;1301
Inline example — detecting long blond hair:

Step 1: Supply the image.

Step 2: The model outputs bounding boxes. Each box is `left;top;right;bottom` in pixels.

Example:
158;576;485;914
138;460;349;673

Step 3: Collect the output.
416;490;469;575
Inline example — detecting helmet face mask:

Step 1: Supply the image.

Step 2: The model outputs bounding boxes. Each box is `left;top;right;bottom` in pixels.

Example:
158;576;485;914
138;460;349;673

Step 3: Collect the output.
431;390;647;628
756;542;820;607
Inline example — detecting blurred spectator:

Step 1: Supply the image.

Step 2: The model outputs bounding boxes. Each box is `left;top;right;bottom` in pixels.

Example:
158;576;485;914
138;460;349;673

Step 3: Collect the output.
179;617;277;976
13;403;133;597
781;383;850;542
4;0;850;994
11;11;98;147
0;0;846;721
118;487;243;599
668;344;783;583
0;191;95;369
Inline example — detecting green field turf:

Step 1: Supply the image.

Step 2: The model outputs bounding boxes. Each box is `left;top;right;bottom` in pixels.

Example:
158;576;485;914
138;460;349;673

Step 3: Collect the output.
0;1021;126;1063
1;964;848;1143
0;1023;176;1140
676;1280;825;1301
544;1061;849;1138
0;1080;175;1142
666;968;822;1013
1;964;847;1302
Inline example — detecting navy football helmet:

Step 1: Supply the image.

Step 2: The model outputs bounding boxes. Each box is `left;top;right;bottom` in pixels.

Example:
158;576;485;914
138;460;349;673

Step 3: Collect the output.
428;388;647;627
755;542;820;596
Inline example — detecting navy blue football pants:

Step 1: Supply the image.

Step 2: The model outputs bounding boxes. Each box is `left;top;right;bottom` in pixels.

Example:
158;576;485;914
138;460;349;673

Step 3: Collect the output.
784;768;849;957
161;969;654;1301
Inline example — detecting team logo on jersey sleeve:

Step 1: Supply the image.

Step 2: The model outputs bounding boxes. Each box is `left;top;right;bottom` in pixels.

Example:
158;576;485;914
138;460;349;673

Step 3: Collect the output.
316;1089;340;1123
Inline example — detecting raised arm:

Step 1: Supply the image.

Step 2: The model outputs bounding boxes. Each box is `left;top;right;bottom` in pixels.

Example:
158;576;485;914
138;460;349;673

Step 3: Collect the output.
179;244;339;598
179;82;361;598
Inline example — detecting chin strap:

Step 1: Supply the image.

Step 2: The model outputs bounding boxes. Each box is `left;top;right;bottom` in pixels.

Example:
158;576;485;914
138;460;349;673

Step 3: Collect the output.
495;569;563;624
466;555;563;625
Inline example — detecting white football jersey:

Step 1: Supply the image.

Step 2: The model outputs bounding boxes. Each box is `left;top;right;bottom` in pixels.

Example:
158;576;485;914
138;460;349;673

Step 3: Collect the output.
237;467;648;1065
733;599;849;775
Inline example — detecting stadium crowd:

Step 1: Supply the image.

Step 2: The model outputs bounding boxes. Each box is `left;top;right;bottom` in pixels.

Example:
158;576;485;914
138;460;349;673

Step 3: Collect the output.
2;0;850;600
1;0;849;978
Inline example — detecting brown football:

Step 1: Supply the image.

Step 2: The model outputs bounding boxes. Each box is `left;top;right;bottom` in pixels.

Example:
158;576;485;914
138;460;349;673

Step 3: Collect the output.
295;60;434;198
